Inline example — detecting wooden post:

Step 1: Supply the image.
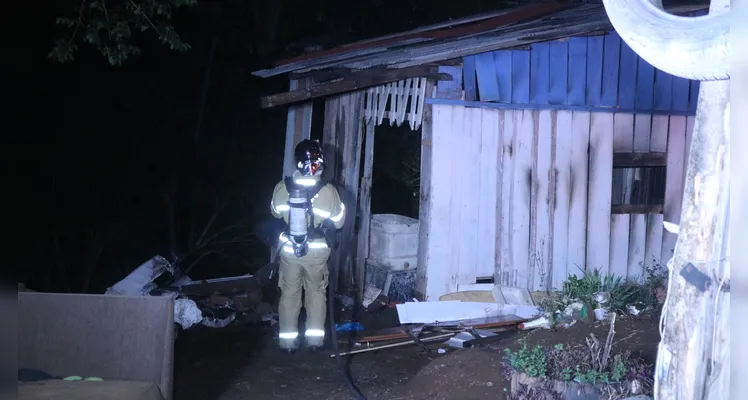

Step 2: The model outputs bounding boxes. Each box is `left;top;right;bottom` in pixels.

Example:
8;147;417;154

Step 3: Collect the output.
282;78;314;178
322;91;365;294
654;79;730;399
272;78;314;262
415;82;435;299
355;119;376;300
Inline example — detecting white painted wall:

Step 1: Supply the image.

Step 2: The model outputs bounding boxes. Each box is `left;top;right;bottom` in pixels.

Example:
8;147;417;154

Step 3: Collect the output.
417;104;694;300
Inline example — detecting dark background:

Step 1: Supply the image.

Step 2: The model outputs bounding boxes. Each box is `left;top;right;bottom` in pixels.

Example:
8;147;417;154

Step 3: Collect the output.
15;0;697;293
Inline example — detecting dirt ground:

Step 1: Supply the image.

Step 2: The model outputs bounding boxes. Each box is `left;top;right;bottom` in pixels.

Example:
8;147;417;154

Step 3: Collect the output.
173;313;661;400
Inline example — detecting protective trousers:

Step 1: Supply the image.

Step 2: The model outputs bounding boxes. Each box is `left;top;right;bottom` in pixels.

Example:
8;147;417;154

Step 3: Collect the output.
277;246;331;349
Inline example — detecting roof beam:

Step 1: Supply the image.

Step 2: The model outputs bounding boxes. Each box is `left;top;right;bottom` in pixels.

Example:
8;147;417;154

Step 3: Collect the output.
259;66;452;109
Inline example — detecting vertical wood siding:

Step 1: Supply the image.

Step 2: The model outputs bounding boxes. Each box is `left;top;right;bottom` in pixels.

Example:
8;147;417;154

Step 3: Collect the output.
419;104;694;298
458;29;702;116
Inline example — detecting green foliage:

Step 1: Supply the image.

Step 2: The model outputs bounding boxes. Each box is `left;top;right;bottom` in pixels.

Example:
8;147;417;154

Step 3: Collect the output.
574;366;610;384
504;343;548;378
561;267;638;312
49;0;197;66
611;355;627;382
629;263;669;309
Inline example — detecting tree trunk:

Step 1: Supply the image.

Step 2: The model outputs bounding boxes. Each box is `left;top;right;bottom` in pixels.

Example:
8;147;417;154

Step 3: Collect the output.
654;79;730;399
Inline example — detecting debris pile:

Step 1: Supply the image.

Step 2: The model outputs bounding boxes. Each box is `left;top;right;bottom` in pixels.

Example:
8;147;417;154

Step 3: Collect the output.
105;255;276;330
332;284;543;358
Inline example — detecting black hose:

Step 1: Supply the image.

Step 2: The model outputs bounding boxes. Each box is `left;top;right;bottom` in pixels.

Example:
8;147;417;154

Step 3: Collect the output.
328;273;367;400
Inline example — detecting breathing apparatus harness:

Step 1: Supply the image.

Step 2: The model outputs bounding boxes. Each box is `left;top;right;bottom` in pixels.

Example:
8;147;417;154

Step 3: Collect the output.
282;176;337;257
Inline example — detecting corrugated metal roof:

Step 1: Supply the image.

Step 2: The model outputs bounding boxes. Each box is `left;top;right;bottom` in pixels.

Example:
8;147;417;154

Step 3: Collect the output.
251;3;708;79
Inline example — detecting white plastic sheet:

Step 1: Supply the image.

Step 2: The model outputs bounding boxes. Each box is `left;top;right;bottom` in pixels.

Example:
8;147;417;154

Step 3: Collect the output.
174;298;203;329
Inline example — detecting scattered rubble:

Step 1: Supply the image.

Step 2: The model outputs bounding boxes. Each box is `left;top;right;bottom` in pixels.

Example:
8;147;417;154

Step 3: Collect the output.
105;255;276;331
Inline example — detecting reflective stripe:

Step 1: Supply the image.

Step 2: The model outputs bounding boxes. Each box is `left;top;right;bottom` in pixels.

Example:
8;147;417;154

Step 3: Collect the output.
313;208;331;219
313;203;344;221
273;203;290;213
294;177;317;186
282;242;327;253
330;204;345;222
305;329;325;337
279;332;298;339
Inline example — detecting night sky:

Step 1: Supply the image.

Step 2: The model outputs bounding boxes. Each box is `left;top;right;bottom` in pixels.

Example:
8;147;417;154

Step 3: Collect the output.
15;0;700;294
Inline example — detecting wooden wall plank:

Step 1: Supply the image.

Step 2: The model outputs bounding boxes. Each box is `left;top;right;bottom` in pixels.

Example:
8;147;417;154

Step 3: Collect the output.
548;40;568;106
494;52;513;103
645;214;664;270
568;112;590;274
322;91;365;292
611;113;633;278
512;110;534;287
567;37;587;106
530;42;550;104
283;78;314;178
653;70;674;111
475;52;500;102
586;112;614;274
459;108;482;283
645;114;668;270
610;214;631;278
627;112;652;280
531;110;553;290
671;78;690;113
511;51;531;104
415;100;433;299
627;214;647;281
499;110;516;286
436;66;464;100
356;120;376;298
600;32;621;108
551;111;572;290
688;80;700;114
634;115;652;153
662;116;687;263
462;56;478;101
493;110;506;284
650;115;670;153
635;57;655;111
585;36;604;106
478;109;500;279
448;105;467;292
424;104;455;299
612;114;634;152
617;41;638;110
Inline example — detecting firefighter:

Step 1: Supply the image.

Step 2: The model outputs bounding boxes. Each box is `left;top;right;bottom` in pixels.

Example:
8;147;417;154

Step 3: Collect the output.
270;139;346;353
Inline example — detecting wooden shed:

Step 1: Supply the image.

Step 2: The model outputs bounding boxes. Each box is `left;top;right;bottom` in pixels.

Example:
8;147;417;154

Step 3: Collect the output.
253;2;707;300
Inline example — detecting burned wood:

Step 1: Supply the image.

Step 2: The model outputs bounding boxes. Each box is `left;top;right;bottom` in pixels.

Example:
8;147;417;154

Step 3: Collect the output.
260;66;452;108
611;204;664;214
612;152;667;167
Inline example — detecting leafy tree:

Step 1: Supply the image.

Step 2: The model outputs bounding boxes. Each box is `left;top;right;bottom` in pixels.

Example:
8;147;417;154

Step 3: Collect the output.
49;0;197;66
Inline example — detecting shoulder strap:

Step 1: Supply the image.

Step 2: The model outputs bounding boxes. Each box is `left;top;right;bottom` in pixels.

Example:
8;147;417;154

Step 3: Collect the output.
307;179;329;198
283;176;296;192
